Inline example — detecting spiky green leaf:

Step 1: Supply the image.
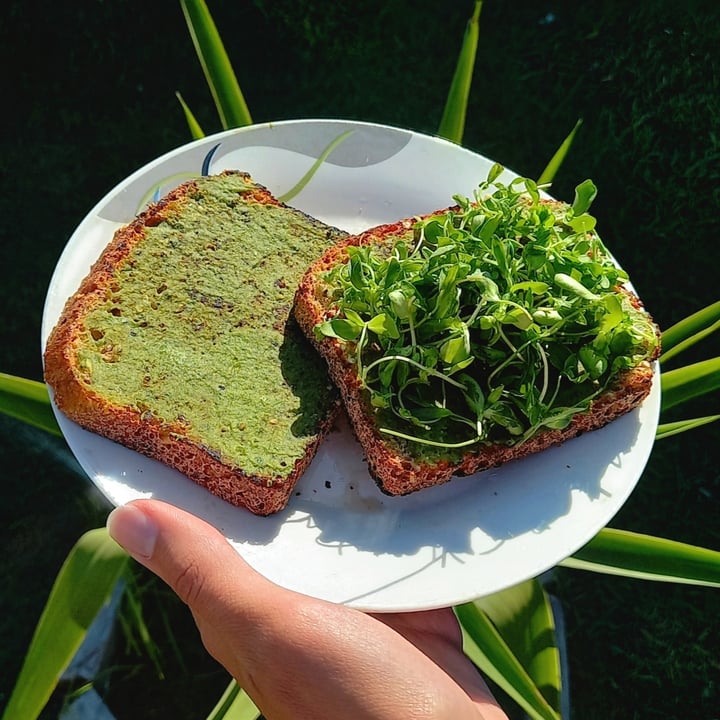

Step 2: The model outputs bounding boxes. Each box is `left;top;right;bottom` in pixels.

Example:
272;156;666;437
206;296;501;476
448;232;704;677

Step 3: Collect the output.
437;1;482;144
660;357;720;412
2;529;129;720
474;579;563;715
562;528;720;586
175;90;206;139
537;119;583;185
656;414;720;440
455;591;560;720
206;679;261;720
180;0;252;129
660;300;720;364
0;373;61;436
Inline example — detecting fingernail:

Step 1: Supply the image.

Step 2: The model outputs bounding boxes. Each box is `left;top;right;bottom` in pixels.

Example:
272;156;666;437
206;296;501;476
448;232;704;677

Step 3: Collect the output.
107;503;158;560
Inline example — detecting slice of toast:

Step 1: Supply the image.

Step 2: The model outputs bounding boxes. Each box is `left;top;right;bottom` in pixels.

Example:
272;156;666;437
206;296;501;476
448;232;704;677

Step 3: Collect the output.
44;172;344;515
294;190;661;497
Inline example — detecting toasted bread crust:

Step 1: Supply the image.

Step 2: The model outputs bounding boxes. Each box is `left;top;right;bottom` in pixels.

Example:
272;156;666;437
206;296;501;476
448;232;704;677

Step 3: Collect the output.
294;209;660;496
45;173;341;515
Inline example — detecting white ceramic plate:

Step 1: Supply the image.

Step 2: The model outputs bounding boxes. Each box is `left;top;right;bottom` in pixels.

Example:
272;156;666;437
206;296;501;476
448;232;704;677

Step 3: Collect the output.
41;119;660;612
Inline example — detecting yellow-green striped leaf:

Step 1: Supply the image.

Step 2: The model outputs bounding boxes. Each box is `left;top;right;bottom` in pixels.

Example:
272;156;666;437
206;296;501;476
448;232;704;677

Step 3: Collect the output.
176;90;207;139
537;119;583;186
0;373;61;436
455;586;560;720
206;679;261;720
2;529;129;720
660;300;720;364
660;356;720;412
180;0;252;129
474;579;563;715
656;414;720;440
437;1;483;144
562;528;720;586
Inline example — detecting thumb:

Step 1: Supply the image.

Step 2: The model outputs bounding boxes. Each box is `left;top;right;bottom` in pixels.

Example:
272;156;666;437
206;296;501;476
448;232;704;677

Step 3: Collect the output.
106;499;279;682
107;498;272;609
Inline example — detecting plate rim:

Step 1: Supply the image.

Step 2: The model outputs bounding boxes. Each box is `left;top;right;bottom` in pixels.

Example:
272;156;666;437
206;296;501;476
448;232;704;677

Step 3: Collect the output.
40;118;661;611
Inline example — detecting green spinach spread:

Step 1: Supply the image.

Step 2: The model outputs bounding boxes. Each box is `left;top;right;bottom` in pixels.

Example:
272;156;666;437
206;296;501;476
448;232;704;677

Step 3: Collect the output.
78;173;339;480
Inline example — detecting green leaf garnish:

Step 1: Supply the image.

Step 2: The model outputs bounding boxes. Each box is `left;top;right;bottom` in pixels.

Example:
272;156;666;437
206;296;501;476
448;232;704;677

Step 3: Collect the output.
318;169;659;454
571;179;598;216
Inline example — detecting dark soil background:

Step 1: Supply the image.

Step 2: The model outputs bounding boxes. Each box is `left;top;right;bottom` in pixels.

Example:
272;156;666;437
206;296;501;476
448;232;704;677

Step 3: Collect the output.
1;1;719;718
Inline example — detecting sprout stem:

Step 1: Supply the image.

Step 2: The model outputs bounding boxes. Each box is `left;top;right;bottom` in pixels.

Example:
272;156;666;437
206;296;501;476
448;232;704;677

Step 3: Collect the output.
363;354;467;389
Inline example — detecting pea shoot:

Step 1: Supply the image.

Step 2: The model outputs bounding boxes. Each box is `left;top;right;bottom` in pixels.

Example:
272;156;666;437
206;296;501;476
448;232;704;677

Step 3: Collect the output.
317;165;659;455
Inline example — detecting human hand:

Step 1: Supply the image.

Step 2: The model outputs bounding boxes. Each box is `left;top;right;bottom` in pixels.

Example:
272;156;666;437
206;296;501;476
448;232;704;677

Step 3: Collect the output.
107;499;508;720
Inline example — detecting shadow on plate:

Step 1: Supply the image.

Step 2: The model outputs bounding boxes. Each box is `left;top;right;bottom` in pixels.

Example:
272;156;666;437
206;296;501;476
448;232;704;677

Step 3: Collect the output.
223;407;644;558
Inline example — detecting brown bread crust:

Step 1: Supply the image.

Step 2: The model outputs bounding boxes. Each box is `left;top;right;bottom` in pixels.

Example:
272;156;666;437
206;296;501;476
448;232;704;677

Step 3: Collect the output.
44;173;340;516
294;210;660;497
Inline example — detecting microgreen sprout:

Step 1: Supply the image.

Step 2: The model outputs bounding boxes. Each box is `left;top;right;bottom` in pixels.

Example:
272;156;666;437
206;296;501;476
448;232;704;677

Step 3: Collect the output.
318;166;659;454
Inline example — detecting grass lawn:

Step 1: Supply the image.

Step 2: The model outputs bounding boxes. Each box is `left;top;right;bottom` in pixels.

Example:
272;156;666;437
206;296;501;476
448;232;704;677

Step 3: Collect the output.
1;1;719;718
